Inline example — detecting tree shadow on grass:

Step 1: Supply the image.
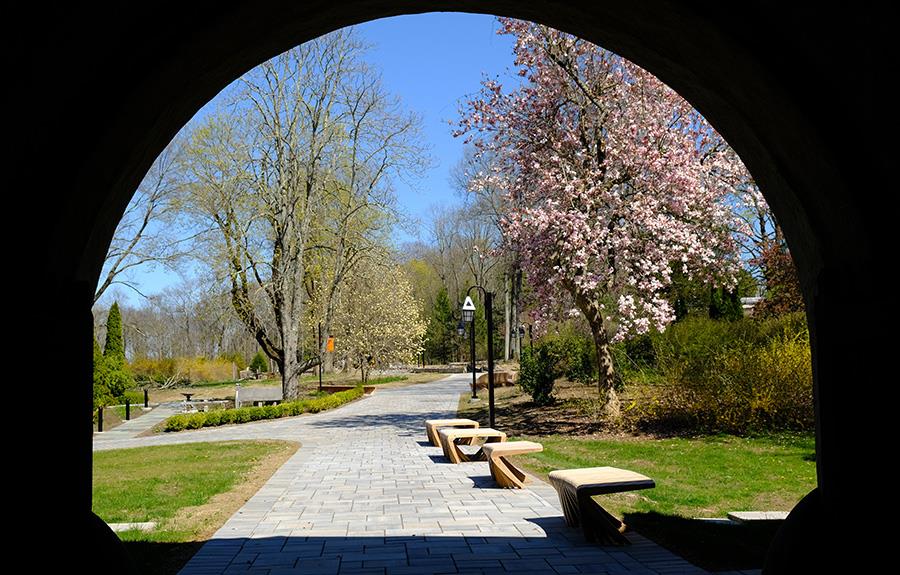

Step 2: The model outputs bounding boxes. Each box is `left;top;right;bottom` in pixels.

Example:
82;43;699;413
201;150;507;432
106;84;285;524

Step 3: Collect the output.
624;511;782;572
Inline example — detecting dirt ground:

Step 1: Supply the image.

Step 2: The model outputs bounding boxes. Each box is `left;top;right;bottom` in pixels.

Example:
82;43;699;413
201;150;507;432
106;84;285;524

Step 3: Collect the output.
458;378;643;438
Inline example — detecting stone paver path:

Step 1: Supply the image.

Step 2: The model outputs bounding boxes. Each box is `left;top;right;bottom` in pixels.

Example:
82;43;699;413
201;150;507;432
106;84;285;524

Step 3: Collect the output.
92;403;181;441
95;375;710;574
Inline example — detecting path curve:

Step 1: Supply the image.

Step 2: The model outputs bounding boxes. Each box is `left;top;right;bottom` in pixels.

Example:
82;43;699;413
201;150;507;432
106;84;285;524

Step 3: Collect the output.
96;375;711;574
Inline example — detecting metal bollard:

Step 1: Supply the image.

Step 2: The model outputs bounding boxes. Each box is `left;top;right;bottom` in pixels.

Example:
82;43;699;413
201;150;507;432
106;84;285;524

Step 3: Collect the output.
126;399;131;421
144;389;149;408
97;406;103;432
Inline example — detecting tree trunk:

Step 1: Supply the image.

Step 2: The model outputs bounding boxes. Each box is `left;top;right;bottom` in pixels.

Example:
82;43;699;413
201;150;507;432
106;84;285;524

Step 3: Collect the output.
504;272;512;361
568;283;621;420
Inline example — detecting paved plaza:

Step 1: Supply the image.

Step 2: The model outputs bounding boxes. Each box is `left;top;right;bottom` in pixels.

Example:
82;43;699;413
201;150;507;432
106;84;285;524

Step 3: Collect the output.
95;375;746;575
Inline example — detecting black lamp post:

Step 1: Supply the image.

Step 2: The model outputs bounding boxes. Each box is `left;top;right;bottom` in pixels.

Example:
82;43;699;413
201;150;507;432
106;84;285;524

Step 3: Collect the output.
462;286;496;428
462;296;477;399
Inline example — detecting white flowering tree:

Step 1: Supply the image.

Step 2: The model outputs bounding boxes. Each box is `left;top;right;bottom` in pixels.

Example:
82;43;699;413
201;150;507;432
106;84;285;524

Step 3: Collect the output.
333;263;427;382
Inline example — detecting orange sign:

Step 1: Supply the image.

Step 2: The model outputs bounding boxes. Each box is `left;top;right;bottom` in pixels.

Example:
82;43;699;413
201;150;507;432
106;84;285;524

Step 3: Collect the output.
326;336;334;352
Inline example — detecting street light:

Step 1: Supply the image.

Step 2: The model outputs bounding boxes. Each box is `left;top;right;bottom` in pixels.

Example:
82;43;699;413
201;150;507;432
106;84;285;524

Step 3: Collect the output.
462;286;496;428
462;296;477;399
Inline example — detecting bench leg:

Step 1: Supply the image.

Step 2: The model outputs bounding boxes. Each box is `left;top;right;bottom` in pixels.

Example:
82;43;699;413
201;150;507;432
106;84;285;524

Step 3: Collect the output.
551;481;630;546
490;455;530;489
577;492;629;546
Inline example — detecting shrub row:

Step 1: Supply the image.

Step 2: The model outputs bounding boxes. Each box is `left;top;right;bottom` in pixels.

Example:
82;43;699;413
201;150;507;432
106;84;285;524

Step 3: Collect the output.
131;356;240;386
163;386;364;432
367;375;407;385
623;313;813;433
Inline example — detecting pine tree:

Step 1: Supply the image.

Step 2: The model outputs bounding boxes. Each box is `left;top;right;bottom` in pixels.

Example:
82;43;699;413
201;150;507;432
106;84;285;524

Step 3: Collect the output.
425;288;455;363
250;351;268;376
93;336;111;409
103;302;131;398
103;302;126;369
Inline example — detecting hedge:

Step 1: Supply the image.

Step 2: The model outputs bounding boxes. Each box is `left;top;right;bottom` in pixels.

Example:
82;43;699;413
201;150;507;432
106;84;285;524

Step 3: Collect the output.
163;386;365;432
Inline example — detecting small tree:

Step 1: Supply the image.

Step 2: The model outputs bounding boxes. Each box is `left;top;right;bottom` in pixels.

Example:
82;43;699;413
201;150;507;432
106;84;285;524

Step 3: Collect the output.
103;302;131;398
93;336;112;409
518;343;559;406
755;242;804;317
249;351;268;377
709;287;743;321
425;287;455;364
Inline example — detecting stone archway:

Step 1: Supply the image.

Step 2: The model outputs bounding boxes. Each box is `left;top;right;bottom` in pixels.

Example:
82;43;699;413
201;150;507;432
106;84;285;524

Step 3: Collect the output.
24;2;887;572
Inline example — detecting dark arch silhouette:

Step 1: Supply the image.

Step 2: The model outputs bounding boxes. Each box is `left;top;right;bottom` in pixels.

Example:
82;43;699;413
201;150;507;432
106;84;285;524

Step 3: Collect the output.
22;2;887;572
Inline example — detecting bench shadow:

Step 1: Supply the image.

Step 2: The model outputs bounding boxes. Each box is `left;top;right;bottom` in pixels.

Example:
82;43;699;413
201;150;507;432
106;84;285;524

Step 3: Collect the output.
623;510;782;572
427;454;453;464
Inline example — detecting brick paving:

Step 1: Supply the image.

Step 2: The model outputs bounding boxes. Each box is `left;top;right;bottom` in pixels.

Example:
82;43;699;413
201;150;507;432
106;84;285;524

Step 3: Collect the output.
95;375;712;574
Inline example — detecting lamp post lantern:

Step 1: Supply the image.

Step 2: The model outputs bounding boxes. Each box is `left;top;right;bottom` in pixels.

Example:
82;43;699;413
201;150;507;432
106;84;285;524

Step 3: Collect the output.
462;296;477;399
462;288;496;428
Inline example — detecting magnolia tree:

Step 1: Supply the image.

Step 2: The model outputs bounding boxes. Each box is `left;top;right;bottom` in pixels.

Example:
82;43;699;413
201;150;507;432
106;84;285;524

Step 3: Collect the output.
333;263;427;382
456;19;748;413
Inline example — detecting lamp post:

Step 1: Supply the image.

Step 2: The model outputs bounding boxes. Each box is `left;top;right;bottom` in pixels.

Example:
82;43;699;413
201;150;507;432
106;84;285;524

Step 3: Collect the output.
462;286;496;428
462;296;477;399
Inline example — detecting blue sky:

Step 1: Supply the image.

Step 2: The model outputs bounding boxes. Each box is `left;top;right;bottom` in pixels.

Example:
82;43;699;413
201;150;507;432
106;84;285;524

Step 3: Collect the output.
110;13;520;305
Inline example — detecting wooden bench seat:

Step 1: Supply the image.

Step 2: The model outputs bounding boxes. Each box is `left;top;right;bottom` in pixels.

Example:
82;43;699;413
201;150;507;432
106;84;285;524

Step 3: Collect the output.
438;427;506;464
548;466;655;545
425;418;479;448
481;441;543;488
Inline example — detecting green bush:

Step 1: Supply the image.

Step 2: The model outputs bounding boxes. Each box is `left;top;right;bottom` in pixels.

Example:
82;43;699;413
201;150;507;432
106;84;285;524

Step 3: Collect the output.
518;344;559;406
165;415;188;431
163;386;365;432
250;352;269;375
367;376;408;385
131;356;238;385
541;323;596;384
625;313;813;433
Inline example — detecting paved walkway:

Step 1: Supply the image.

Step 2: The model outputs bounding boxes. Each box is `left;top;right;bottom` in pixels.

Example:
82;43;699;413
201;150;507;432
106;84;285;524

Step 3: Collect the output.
96;375;714;575
93;403;182;441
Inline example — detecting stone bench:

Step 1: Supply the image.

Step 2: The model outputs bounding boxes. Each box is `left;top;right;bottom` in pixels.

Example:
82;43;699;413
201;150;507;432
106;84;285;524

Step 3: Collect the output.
234;385;283;408
438;427;506;464
548;466;655;545
476;370;517;388
481;441;543;489
425;418;480;448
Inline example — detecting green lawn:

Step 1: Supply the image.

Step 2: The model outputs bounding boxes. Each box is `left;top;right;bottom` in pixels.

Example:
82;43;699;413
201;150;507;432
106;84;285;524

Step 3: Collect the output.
509;432;816;570
94;441;297;574
515;433;816;518
93;441;297;540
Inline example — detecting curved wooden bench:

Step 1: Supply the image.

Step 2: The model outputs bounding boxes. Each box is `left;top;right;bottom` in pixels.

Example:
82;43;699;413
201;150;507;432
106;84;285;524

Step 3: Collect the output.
425;418;479;448
438;428;506;464
481;441;543;488
548;466;655;545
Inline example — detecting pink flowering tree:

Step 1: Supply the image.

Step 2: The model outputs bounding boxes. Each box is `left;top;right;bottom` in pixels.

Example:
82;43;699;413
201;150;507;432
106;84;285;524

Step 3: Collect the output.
455;19;746;414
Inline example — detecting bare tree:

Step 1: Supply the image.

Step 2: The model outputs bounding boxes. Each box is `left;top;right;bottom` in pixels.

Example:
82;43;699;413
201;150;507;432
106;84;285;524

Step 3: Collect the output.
95;137;195;303
184;30;426;399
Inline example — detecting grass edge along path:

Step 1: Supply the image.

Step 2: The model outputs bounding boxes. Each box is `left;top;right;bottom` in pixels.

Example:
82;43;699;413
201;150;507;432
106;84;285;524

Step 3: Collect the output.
162;385;365;432
459;392;816;571
93;440;299;575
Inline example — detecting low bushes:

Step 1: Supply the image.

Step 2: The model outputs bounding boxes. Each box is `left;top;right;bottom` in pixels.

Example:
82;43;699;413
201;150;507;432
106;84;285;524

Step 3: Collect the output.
624;313;813;433
162;386;364;432
518;344;559;406
131;356;238;386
